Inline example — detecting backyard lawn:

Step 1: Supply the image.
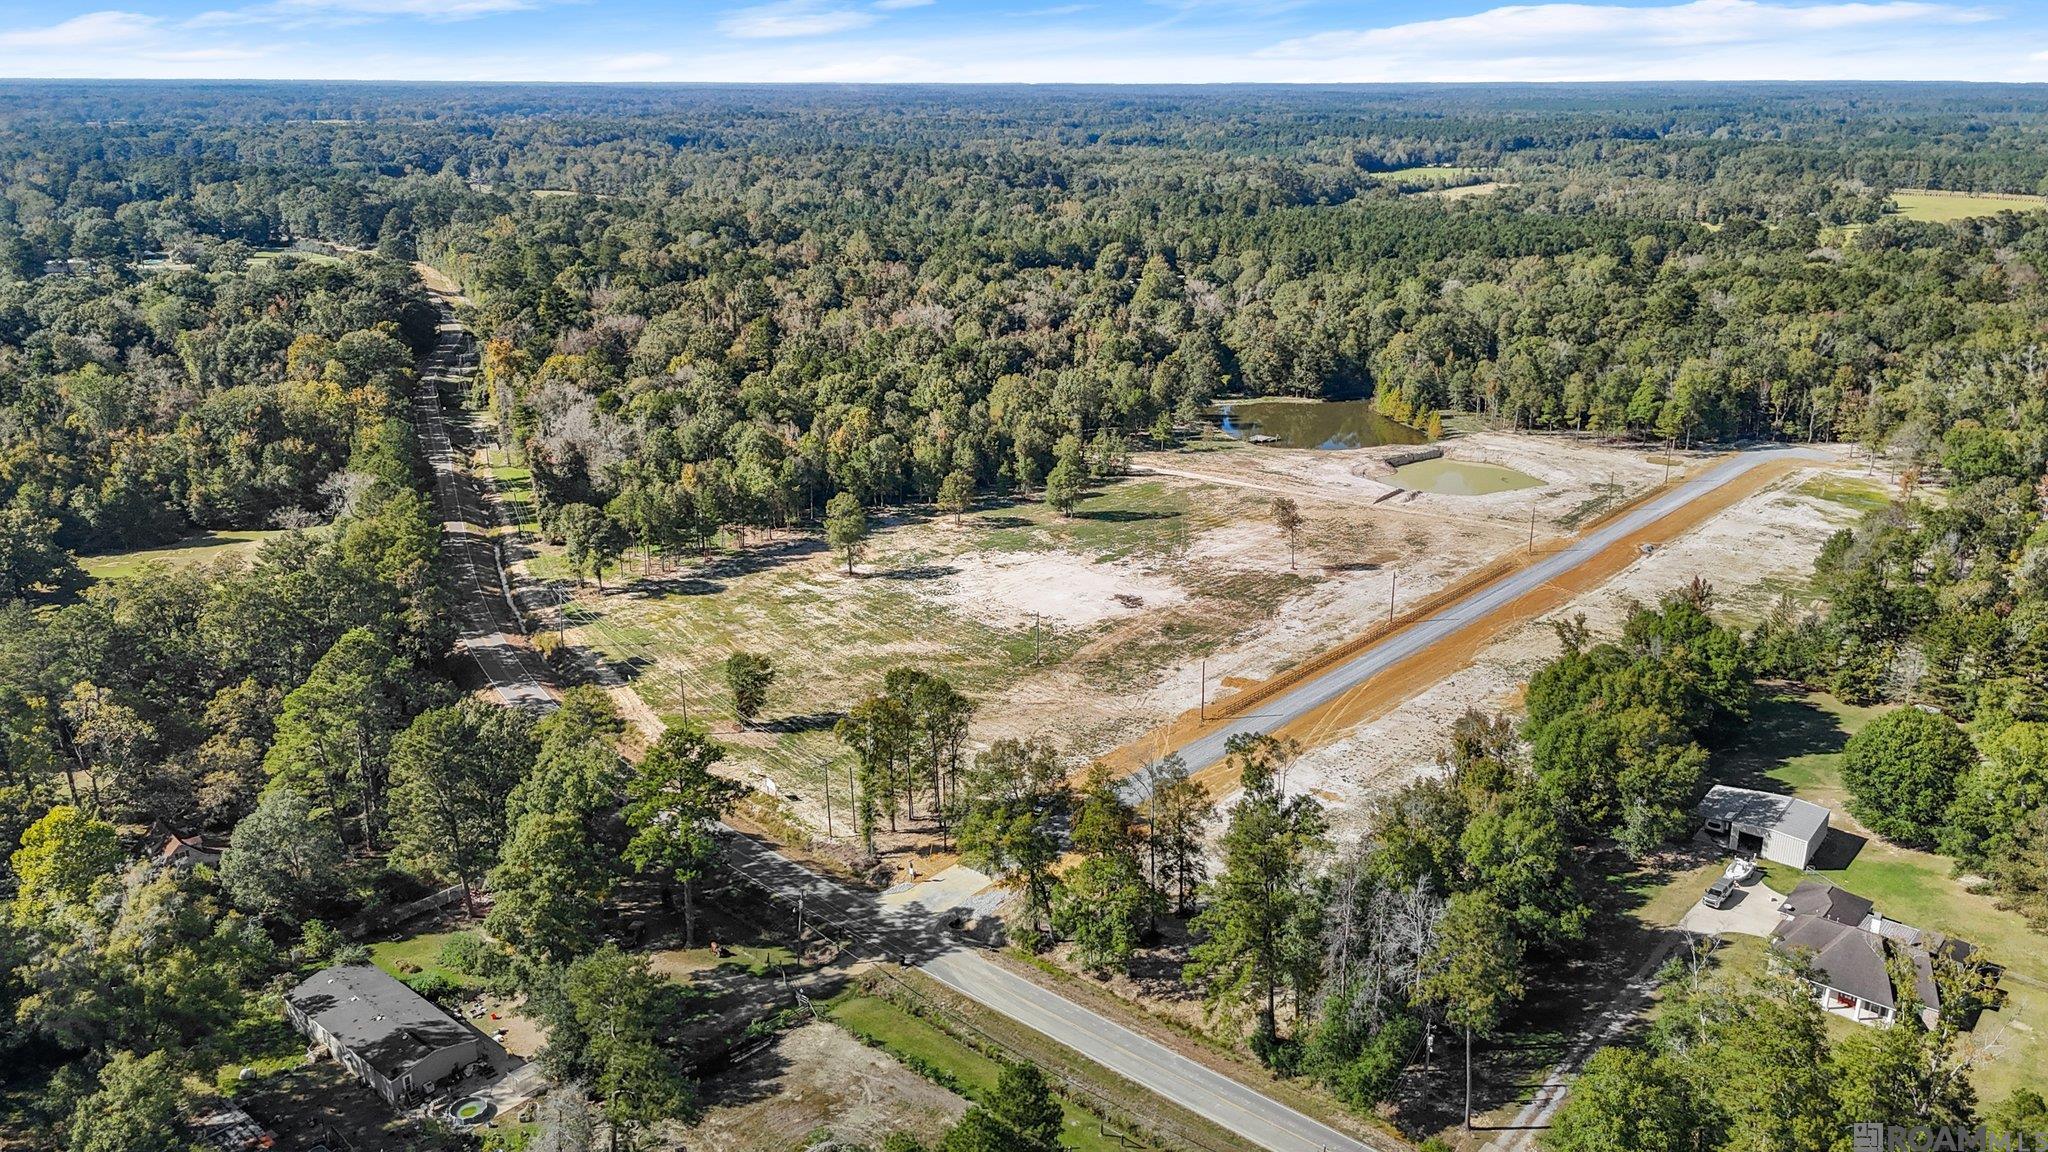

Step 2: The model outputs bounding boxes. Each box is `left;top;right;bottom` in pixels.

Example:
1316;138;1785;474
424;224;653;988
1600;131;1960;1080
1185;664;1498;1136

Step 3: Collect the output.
368;930;480;992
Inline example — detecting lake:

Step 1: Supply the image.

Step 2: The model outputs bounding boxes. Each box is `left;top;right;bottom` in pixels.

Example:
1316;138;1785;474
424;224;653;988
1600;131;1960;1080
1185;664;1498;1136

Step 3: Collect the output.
1212;399;1426;450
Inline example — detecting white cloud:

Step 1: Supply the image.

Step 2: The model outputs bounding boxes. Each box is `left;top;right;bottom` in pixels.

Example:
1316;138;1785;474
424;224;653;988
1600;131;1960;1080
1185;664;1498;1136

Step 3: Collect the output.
719;1;880;38
874;0;935;9
0;11;158;48
1;0;2042;82
1262;0;1991;65
187;0;537;30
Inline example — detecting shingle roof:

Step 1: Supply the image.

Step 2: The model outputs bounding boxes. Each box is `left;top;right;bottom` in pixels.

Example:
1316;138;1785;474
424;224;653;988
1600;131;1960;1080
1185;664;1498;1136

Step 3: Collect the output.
1697;785;1830;843
285;965;476;1081
1773;915;1895;1010
1781;880;1874;927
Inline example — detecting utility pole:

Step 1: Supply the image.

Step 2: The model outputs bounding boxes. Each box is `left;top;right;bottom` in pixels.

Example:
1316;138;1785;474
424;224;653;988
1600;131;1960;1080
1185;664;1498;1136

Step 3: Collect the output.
1527;506;1537;553
1387;569;1398;625
823;760;833;838
1464;1025;1474;1130
1199;659;1207;721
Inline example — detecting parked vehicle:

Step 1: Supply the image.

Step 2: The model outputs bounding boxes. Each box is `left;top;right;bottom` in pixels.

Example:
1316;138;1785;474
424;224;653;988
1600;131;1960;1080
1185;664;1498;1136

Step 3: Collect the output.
1703;876;1738;909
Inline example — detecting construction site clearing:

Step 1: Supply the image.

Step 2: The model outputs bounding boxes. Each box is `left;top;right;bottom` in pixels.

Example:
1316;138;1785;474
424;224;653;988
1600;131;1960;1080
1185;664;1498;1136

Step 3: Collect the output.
544;429;1879;848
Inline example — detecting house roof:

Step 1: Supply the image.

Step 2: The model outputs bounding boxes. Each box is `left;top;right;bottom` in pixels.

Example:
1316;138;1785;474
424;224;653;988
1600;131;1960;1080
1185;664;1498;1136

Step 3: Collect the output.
159;833;223;860
1773;915;1895;1009
285;965;476;1081
1697;785;1830;844
1781;880;1874;927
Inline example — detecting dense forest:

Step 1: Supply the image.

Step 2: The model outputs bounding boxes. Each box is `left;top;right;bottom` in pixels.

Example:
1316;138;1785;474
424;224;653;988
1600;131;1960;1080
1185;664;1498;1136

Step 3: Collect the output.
4;82;2048;1151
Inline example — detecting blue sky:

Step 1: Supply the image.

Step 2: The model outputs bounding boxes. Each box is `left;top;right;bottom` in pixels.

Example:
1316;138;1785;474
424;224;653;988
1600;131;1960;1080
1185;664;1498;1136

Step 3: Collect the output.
2;0;2045;83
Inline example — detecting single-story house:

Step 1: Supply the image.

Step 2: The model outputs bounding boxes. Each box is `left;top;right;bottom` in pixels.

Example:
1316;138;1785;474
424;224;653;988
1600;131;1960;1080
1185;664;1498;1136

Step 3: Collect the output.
284;964;481;1106
159;832;226;869
1696;784;1830;869
1773;883;1988;1030
1772;914;1899;1025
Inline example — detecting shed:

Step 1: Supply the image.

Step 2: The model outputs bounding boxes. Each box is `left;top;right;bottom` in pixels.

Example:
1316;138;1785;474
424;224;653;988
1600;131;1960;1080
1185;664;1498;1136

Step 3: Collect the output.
1696;784;1830;869
284;964;481;1107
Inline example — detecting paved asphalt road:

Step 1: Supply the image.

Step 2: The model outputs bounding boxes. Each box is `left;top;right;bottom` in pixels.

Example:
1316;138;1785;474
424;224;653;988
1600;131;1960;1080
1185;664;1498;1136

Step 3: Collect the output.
420;296;1809;1152
1131;445;1824;791
715;829;1397;1152
414;301;555;709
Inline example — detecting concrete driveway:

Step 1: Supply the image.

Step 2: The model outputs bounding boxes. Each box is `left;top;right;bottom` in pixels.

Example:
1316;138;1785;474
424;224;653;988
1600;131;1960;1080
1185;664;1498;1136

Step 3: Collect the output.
1677;877;1786;938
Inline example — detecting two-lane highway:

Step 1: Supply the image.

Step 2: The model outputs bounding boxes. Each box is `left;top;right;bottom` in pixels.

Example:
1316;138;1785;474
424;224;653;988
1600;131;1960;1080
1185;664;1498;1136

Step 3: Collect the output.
414;297;554;709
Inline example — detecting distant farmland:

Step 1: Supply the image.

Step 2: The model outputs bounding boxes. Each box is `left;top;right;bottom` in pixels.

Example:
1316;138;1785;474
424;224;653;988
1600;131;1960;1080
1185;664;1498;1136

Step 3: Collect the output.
1891;188;2048;222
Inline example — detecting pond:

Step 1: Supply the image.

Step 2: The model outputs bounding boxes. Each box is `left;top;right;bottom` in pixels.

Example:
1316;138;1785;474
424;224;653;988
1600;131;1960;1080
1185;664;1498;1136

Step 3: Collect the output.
1212;399;1426;450
1391;457;1543;496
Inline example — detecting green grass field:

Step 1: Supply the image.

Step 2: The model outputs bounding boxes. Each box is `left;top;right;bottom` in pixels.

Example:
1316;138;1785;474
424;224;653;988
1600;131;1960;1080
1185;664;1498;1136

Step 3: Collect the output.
1711;692;2047;1102
480;448;540;535
828;993;1141;1152
1891;189;2048;223
1794;475;1892;515
78;530;282;580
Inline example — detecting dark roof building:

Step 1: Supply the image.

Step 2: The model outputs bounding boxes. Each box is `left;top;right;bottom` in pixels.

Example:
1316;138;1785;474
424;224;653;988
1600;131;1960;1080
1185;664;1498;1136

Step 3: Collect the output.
1772;914;1898;1024
283;964;481;1106
1780;880;1874;927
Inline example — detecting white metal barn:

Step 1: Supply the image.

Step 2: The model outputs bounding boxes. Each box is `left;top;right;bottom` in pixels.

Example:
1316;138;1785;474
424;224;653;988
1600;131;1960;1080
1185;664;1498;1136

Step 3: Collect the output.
1696;784;1831;869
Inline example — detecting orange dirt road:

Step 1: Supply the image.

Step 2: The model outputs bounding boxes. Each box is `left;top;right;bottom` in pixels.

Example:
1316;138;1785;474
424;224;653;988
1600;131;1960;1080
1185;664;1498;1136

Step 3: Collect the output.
1099;451;1821;798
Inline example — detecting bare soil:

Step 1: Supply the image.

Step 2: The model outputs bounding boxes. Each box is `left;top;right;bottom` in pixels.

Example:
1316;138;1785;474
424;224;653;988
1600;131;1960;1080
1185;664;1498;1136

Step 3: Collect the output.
688;1021;968;1152
1285;467;1870;837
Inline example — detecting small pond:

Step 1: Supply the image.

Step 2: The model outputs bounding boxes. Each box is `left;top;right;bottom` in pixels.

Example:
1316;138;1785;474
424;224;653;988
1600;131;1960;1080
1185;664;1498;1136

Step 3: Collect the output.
1392;457;1543;496
1212;399;1426;451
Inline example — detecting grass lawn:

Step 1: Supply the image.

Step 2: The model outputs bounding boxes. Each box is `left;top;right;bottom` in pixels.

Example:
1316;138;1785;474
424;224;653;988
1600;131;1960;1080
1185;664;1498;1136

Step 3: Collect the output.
480;449;540;535
1794;475;1892;516
827;993;1143;1152
209;1011;306;1097
1711;691;2047;1102
368;930;481;992
1891;189;2048;223
78;530;282;580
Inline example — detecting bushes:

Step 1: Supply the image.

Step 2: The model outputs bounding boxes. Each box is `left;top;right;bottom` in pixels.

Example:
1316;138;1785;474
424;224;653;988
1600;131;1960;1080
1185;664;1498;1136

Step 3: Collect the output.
439;930;516;990
403;971;465;1005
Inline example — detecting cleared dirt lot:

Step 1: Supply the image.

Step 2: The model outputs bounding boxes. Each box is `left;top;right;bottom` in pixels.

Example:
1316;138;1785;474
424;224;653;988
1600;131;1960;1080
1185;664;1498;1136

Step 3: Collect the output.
1284;468;1882;837
689;1021;968;1152
558;433;1673;835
